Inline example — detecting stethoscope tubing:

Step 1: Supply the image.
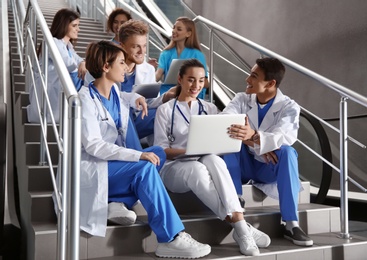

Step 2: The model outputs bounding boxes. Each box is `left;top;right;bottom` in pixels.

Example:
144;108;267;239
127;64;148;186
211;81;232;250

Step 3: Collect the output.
168;98;207;143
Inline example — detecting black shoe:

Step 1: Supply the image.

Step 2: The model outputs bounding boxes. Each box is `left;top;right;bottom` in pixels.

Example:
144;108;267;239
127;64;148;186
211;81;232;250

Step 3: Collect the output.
283;226;313;246
239;197;246;208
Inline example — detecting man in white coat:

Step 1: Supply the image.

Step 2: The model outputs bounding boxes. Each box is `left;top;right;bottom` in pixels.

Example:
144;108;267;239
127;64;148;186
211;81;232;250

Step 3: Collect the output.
119;20;176;139
222;57;313;247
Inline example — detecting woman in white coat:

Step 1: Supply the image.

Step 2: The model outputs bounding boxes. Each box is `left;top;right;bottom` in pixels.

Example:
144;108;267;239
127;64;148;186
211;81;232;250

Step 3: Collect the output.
154;59;271;257
27;8;87;123
78;41;211;259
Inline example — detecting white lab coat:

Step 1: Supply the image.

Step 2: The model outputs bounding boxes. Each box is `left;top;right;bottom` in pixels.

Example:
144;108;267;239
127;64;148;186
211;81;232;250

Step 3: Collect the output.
84;61;164;108
154;99;219;153
222;90;301;199
222;90;300;160
133;61;164;108
78;84;143;237
27;38;84;123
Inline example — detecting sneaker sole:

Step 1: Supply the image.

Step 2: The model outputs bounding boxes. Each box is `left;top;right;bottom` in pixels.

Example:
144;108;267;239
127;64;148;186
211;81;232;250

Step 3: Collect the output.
284;234;313;247
108;216;136;226
155;247;211;259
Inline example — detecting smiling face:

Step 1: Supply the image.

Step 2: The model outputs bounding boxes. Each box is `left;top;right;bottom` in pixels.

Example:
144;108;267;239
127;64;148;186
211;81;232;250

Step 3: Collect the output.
64;18;80;42
246;63;277;103
171;21;191;42
105;51;128;83
178;66;205;100
246;64;271;95
112;14;129;34
121;34;147;65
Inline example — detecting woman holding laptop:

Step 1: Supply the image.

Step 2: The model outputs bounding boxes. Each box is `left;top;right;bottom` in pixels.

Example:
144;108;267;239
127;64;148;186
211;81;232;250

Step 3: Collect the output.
154;59;270;257
155;17;208;98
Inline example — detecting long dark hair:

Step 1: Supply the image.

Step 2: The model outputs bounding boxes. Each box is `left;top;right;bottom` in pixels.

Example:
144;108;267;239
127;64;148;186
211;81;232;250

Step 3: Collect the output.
175;59;205;97
37;8;80;57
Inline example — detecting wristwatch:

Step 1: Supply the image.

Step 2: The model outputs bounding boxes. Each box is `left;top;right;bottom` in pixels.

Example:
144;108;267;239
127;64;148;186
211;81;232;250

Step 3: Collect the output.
251;130;260;142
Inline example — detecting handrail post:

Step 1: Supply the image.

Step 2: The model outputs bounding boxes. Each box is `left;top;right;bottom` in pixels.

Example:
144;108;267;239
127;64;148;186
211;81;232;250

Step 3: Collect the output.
209;28;214;102
57;93;68;260
339;96;350;239
39;39;48;165
67;96;81;260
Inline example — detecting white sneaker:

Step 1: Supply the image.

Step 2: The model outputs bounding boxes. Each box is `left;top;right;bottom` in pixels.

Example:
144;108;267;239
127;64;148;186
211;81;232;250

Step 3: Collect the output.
247;223;271;248
232;229;260;256
155;232;211;259
107;202;136;225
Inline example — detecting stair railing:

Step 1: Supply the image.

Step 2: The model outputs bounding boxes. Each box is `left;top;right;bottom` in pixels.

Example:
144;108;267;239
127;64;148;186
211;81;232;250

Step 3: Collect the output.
192;15;367;239
0;0;10;244
11;0;82;259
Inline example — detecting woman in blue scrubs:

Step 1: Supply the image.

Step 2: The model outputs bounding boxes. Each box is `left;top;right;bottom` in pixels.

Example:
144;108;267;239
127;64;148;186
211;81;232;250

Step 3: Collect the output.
156;17;208;99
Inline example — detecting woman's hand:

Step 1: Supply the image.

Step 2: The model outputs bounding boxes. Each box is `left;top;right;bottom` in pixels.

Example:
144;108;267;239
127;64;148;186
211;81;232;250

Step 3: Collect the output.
148;58;158;69
135;97;148;119
140;152;160;166
78;61;87;79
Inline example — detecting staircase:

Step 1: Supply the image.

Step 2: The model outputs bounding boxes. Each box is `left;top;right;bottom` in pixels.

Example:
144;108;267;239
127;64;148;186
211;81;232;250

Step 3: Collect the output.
7;2;367;260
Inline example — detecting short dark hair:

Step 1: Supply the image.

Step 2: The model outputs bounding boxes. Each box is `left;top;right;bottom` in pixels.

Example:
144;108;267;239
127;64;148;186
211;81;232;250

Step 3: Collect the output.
107;8;132;32
256;57;285;88
85;40;127;79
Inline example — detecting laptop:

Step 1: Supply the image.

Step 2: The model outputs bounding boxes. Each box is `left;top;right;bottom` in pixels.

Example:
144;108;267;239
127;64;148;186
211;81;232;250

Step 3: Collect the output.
163;59;188;85
132;83;161;99
174;114;247;160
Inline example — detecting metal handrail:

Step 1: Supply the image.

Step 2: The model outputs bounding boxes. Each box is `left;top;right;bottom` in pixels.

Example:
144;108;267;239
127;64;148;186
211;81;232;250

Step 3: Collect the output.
193;15;367;108
12;0;82;259
192;14;367;239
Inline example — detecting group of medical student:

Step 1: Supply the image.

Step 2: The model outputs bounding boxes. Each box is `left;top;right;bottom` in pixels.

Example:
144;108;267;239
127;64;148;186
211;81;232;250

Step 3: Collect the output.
26;6;313;259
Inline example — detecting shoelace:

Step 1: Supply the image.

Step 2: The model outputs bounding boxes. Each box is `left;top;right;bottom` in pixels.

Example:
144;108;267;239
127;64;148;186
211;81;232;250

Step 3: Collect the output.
248;224;263;241
239;234;258;250
179;232;202;246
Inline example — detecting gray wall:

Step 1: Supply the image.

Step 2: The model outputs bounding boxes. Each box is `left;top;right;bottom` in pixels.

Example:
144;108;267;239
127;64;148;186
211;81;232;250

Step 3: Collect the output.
185;0;367;118
184;0;367;191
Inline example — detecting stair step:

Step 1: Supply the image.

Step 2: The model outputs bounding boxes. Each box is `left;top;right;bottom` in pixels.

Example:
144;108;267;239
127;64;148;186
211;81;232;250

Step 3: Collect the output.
30;203;341;259
28;165;57;192
26;142;59;165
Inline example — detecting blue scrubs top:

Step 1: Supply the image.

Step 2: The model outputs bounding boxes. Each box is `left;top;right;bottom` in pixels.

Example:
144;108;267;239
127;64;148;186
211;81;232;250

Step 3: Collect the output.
158;47;208;80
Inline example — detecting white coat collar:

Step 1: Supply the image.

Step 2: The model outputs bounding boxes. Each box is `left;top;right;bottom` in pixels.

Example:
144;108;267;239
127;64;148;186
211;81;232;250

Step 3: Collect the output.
247;89;285;131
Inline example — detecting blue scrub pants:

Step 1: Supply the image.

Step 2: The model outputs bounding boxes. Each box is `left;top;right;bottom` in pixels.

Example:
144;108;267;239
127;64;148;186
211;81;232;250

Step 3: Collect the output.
135;108;156;139
223;145;300;221
108;146;184;242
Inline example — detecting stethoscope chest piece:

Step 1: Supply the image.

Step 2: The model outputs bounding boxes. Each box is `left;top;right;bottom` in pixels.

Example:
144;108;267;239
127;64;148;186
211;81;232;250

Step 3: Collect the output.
168;134;175;143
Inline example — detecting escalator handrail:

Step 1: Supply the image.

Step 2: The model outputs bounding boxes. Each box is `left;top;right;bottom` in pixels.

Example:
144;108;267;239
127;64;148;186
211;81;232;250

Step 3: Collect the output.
298;110;332;204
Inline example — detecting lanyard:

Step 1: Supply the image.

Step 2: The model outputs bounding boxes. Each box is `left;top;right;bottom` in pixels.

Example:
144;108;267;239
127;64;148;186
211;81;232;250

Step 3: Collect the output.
168;98;207;143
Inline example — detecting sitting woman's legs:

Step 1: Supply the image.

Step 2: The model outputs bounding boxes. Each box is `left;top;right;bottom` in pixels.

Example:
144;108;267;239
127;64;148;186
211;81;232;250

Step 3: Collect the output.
108;146;184;243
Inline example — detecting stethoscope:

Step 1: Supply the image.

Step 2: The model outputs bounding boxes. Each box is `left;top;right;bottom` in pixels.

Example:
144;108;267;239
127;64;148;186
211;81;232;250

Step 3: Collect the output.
168;98;207;143
88;82;121;129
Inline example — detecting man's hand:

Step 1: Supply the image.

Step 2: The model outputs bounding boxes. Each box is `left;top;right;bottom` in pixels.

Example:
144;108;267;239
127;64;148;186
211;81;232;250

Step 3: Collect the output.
228;116;256;142
140;152;160;166
262;151;278;165
135;97;148;119
162;86;177;103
